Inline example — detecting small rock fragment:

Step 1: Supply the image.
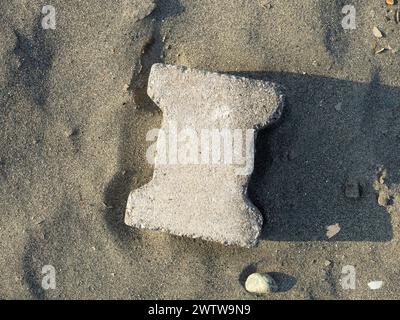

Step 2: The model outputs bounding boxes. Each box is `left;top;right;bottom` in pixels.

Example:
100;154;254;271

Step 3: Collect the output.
378;191;388;206
368;281;384;290
386;0;394;5
326;224;341;239
245;273;278;294
373;27;383;38
377;167;387;185
324;260;332;267
259;0;272;9
66;127;80;138
375;47;387;55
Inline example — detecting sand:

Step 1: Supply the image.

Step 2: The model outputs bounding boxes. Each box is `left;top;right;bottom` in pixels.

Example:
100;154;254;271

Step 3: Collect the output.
0;0;399;299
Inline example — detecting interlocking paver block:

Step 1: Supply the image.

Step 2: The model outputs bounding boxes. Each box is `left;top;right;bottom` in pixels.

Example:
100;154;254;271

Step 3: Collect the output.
125;63;284;247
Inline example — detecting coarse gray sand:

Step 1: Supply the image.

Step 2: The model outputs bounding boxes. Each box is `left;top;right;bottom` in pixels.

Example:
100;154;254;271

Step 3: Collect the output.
0;0;400;299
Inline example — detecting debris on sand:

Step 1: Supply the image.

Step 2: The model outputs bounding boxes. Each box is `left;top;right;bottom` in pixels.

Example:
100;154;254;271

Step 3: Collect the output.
378;190;389;207
377;167;387;185
259;0;272;9
368;281;384;290
375;47;388;55
373;26;383;38
326;224;341;239
324;260;332;267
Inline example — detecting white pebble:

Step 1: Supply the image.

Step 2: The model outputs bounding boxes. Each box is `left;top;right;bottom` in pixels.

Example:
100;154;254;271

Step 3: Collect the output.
245;273;278;294
368;281;383;290
373;27;383;38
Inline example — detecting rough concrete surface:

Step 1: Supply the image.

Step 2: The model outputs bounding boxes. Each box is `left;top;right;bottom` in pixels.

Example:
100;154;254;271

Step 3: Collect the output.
125;63;283;247
0;0;400;300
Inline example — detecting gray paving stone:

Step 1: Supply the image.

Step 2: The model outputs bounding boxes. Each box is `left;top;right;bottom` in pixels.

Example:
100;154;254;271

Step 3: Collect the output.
125;63;284;247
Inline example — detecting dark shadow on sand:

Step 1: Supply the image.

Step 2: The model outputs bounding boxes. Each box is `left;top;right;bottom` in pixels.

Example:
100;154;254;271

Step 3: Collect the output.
239;70;397;242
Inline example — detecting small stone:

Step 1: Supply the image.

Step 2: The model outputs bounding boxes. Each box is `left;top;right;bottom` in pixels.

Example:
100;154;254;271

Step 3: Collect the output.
245;273;278;294
373;27;383;38
344;180;361;199
66;128;79;138
326;223;341;239
368;281;384;290
259;0;272;9
375;47;387;55
324;260;332;267
377;167;387;184
378;191;388;206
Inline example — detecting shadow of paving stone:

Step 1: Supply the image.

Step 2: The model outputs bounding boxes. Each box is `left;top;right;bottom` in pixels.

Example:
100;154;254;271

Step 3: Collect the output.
243;71;396;242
